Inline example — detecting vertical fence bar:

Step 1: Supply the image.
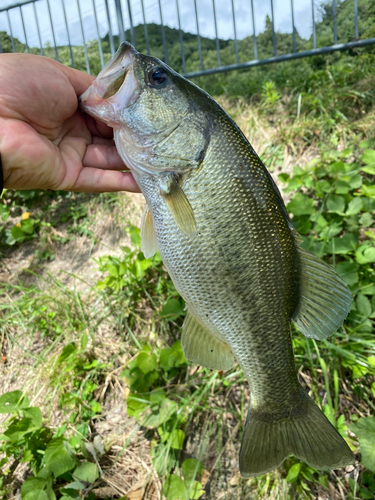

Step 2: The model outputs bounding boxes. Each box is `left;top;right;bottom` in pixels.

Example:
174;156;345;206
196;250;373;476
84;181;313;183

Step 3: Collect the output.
158;0;168;63
332;0;337;44
0;34;2;53
76;0;90;73
193;0;203;70
354;0;358;39
33;2;44;56
46;0;59;61
212;0;221;67
92;0;104;67
231;0;239;64
19;7;29;53
126;0;136;48
61;0;74;67
104;0;115;55
250;0;257;59
290;0;296;52
175;0;186;72
140;0;150;55
270;0;276;56
115;0;125;44
6;11;15;52
311;0;316;49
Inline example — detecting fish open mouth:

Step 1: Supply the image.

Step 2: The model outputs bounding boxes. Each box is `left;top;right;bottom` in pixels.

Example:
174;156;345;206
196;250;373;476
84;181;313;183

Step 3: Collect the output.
79;42;140;125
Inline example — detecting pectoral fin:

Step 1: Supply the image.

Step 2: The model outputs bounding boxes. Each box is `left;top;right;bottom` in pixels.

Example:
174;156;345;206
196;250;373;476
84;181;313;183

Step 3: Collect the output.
181;310;234;370
160;176;196;237
292;247;352;340
140;204;158;258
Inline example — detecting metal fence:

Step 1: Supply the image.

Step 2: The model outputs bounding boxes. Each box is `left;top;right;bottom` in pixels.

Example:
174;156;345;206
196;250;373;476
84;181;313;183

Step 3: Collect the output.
1;0;375;78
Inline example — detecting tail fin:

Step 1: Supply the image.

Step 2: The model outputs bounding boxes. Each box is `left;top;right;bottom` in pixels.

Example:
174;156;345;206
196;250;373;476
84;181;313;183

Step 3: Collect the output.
239;393;353;477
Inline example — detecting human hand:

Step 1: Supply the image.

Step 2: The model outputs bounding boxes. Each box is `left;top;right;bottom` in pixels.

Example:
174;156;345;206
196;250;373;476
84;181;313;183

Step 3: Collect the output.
0;53;140;193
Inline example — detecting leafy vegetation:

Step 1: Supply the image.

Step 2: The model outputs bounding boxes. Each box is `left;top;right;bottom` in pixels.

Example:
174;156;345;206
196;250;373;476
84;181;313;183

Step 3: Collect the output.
1;0;375;498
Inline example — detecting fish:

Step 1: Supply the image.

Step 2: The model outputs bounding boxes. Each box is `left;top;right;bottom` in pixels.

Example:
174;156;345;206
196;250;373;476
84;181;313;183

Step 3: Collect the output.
79;42;354;477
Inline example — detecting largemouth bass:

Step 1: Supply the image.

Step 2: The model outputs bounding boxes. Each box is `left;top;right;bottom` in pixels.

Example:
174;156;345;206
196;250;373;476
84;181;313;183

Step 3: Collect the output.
80;43;354;476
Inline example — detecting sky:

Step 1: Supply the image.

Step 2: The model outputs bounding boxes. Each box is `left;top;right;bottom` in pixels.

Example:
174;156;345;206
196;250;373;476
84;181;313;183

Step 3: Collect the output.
0;0;337;54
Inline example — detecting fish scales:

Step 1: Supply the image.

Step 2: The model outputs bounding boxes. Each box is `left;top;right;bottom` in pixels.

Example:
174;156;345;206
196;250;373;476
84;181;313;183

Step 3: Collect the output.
135;117;301;407
79;42;354;477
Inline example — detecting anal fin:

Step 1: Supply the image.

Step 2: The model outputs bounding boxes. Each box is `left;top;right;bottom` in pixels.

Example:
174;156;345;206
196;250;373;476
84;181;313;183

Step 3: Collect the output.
292;247;352;340
140;204;158;258
181;310;234;370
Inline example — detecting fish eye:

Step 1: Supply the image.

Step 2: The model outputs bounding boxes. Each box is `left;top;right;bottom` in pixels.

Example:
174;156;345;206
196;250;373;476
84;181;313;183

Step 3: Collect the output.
147;66;168;87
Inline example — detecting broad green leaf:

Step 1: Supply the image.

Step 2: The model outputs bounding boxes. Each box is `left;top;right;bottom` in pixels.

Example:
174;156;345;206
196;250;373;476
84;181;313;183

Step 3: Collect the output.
59;482;86;492
330;161;346;174
136;351;158;374
336;261;359;286
129;226;142;247
4;418;36;443
286;193;315;216
356;293;372;318
73;462;99;483
285;463;301;483
278;173;289;183
11;225;27;242
150;389;167;404
80;333;88;350
361;149;375;165
160;340;187;370
163;474;188;500
346;197;363;216
57;344;77;364
189;481;205;499
22;478;48;497
361;185;375;199
160;298;185;320
24;492;49;500
359;140;375;149
327;194;345;214
356;243;375;264
319;221;343;240
23;407;42;428
346;173;362;190
42;438;76;478
170;429;185;450
361;165;375;174
335;180;351;194
126;393;148;417
292;216;311;235
318;475;329;489
349;417;375;472
327;233;358;254
359;212;373;227
315;179;331;195
0;391;29;413
141;398;177;429
360;488;373;499
284;177;303;192
182;459;204;483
